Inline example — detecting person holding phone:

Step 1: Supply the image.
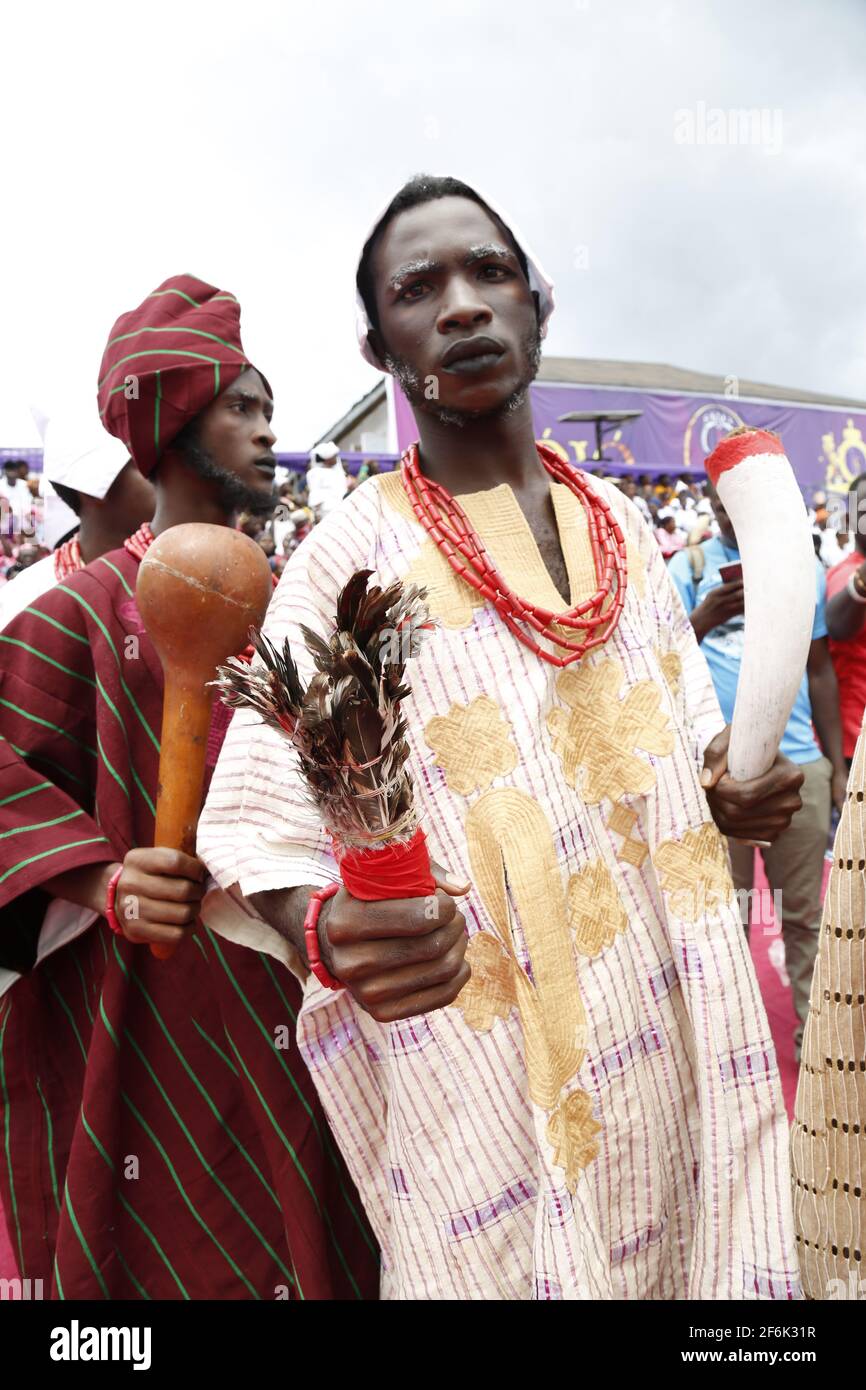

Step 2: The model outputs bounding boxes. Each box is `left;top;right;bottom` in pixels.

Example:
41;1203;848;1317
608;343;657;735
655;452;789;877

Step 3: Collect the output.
669;479;846;1059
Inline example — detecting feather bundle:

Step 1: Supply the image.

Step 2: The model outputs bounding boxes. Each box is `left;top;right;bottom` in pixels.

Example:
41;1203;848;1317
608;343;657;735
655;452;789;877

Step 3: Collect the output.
213;569;434;854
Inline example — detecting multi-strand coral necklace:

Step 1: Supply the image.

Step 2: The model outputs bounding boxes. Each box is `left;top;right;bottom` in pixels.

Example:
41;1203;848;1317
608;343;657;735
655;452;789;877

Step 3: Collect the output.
401;441;628;667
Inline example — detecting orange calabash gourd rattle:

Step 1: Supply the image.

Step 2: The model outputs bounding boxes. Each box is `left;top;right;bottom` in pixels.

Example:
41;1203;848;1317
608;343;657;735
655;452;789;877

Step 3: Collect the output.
136;523;273;959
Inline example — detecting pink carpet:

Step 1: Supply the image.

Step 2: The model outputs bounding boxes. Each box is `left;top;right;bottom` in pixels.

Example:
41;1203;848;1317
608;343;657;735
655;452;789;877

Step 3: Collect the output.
747;851;822;1118
0;855;823;1282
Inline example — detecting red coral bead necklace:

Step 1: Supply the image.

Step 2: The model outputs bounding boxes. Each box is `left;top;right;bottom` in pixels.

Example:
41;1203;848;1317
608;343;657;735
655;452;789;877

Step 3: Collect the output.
400;441;628;668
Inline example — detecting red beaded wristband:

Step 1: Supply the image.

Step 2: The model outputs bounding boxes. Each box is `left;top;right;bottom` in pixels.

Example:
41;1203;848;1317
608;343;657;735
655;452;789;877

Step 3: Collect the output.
303;882;342;990
104;865;125;937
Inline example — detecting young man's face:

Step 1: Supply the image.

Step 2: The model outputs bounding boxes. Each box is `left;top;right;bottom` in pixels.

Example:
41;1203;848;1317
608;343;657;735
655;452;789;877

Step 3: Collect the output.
370;197;540;423
180;367;277;516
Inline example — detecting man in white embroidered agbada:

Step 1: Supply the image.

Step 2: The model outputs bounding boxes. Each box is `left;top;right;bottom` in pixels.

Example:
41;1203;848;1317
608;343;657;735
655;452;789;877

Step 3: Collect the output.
199;175;804;1300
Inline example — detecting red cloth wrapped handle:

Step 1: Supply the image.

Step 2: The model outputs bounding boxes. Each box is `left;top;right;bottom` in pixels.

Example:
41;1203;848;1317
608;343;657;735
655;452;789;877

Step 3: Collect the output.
336;827;435;900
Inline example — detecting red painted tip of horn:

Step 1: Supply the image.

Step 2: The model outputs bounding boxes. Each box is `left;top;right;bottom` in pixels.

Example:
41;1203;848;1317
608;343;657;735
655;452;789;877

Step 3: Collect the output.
705;428;786;486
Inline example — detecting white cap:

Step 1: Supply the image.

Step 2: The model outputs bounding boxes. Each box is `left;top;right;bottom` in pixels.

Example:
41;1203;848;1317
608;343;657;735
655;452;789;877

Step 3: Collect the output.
696;498;713;516
41;411;129;499
309;440;341;464
657;507;675;521
32;404;131;549
674;479;689;493
41;487;78;550
354;178;555;371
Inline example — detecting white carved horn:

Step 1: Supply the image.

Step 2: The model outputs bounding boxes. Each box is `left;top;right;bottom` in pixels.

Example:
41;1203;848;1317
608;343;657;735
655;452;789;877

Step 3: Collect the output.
706;427;815;782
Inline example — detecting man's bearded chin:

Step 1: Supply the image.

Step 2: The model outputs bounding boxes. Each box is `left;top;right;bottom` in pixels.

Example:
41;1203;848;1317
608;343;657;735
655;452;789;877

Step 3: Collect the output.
384;324;543;430
180;436;275;517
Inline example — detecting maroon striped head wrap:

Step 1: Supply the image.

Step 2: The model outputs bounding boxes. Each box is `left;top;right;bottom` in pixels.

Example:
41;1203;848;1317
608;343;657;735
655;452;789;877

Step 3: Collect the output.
97;273;250;476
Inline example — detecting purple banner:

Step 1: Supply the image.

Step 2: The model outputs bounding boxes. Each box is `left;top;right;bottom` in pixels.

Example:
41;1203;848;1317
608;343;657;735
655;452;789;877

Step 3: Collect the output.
0;448;43;470
531;385;866;500
392;377;866;501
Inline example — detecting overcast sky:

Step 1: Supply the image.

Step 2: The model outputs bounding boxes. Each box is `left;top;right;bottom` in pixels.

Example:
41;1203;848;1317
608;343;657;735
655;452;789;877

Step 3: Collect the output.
2;0;864;451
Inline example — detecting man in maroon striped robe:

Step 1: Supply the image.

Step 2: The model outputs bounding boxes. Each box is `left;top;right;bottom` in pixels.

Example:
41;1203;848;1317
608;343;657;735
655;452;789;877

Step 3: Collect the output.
0;274;377;1299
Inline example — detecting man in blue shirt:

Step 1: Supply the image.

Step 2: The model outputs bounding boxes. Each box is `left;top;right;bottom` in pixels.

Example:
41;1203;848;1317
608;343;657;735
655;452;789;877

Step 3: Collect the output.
669;482;846;1058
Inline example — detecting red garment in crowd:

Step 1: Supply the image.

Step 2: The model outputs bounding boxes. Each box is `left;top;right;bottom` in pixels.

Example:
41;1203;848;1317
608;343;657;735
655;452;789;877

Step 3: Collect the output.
826;551;866;758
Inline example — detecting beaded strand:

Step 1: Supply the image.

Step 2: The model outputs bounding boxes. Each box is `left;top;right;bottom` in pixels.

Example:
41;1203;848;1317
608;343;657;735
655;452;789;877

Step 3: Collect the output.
53;535;83;581
123;521;155;561
401;442;628;668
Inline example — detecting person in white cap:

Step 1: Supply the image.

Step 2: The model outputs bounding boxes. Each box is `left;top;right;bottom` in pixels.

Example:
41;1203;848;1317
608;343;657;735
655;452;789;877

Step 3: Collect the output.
0;412;154;630
306;440;348;520
200;173;802;1301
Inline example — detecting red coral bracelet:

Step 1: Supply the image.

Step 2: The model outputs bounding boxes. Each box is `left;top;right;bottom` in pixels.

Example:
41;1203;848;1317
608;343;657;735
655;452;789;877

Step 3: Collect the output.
104;865;125;937
303;882;342;990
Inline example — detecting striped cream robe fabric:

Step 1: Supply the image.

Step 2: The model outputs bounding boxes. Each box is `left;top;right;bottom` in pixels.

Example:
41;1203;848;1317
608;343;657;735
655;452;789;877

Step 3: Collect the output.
198;470;800;1301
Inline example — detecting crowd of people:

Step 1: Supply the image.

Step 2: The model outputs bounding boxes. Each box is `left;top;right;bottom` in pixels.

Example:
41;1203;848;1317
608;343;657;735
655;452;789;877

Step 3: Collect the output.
0;442;382;590
4;452;853;584
0;173;863;1305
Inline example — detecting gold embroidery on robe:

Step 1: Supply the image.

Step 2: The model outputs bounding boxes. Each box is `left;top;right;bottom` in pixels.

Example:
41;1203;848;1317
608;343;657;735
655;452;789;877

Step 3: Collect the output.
546;487;639;645
657;648;683;699
377;470;417;525
455;787;599;1187
547;1090;603;1191
567;859;629;956
606;802;649;869
546;658;674;804
653;823;733;921
452;931;517;1031
425;696;518;796
378;471;633;641
549;485;595;606
403;542;486;629
379;472;484;629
